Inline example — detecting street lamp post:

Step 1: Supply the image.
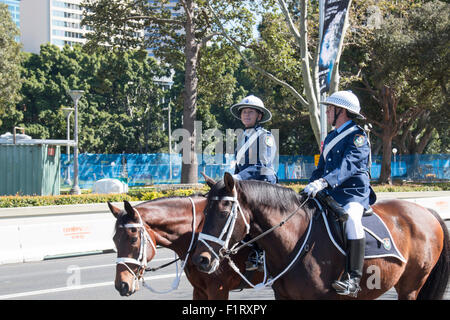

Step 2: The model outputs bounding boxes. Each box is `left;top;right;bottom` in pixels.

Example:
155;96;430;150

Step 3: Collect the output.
392;147;398;179
62;107;74;185
68;90;84;195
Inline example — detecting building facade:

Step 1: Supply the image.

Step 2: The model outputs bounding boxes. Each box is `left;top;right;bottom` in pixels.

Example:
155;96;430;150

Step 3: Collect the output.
21;0;87;53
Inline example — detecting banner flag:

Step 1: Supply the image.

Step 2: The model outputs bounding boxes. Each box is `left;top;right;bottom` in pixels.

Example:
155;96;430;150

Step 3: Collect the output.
318;0;351;94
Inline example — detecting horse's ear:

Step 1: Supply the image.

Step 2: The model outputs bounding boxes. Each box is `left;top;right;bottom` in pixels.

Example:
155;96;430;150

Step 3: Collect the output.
224;172;235;194
107;201;121;219
124;200;137;220
201;172;216;188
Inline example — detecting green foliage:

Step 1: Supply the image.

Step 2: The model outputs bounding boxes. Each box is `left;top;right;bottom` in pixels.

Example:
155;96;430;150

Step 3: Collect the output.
1;44;168;153
1;182;448;208
342;0;449;155
0;186;210;208
0;4;22;127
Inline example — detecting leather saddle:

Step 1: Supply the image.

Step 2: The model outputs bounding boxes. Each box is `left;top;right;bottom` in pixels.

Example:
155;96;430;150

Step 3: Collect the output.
314;191;373;249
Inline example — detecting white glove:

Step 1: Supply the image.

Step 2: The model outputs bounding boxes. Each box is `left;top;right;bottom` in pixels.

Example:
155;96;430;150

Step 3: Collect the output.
304;178;328;197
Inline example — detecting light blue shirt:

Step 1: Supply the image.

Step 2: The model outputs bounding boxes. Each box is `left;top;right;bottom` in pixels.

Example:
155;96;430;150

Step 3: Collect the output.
336;120;353;133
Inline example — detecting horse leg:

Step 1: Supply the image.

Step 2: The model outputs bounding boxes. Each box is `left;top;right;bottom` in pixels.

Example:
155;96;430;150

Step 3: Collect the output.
193;283;230;300
395;275;426;300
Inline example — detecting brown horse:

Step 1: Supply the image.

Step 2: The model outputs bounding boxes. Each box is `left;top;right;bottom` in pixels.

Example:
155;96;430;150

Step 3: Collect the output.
108;195;264;299
192;172;450;300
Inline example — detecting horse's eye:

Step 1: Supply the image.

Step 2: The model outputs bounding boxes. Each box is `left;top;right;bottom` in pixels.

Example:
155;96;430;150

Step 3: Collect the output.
131;227;137;233
222;200;231;207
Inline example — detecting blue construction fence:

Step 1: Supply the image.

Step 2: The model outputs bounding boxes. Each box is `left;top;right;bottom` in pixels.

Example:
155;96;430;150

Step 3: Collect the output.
60;153;450;189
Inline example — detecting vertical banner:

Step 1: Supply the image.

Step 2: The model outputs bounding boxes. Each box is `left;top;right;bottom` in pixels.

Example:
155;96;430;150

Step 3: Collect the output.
318;0;351;94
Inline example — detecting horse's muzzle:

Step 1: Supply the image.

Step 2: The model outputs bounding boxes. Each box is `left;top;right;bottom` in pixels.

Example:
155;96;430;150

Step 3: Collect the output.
116;281;133;296
193;253;218;274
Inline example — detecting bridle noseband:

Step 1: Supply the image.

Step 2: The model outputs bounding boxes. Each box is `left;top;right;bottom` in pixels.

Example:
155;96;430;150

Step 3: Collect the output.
116;208;157;291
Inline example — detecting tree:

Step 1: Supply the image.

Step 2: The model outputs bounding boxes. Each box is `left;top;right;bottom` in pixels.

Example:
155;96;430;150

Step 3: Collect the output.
208;0;355;148
14;44;166;154
347;0;450;183
81;0;255;183
0;4;22;128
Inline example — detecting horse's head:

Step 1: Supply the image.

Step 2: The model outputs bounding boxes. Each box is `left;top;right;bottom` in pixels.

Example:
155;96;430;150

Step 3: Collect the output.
108;200;157;296
193;172;251;274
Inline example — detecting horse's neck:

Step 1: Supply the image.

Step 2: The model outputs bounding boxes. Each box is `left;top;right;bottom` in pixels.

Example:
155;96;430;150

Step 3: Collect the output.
143;197;204;258
250;203;311;270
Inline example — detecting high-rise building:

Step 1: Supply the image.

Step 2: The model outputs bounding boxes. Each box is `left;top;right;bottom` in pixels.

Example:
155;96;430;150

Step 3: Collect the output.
21;0;88;53
0;0;20;28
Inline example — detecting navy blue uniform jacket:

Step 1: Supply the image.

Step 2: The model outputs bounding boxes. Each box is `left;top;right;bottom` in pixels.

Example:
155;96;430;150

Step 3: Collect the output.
310;121;376;209
234;125;277;184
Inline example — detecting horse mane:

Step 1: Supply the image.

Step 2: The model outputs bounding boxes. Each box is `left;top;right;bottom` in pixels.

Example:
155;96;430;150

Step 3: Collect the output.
208;179;312;216
237;180;305;213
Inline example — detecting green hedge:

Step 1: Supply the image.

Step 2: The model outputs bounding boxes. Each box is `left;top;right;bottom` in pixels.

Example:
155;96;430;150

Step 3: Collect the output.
0;187;209;208
0;182;448;208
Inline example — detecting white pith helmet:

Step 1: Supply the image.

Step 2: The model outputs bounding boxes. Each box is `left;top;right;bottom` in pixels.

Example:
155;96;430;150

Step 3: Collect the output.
321;90;365;120
230;95;272;123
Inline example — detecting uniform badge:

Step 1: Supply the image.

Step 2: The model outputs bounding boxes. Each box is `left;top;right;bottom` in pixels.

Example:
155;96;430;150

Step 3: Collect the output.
265;135;274;147
382;238;392;251
353;134;365;147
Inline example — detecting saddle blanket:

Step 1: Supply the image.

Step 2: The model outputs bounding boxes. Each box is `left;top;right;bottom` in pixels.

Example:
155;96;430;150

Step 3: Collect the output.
321;210;407;263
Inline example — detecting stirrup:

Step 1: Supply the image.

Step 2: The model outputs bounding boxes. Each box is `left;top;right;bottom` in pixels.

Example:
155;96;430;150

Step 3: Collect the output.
332;275;361;298
245;250;264;272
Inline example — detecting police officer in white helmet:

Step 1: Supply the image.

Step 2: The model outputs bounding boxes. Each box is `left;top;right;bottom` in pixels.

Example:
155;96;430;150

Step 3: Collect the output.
230;94;277;271
230;95;277;184
304;90;376;297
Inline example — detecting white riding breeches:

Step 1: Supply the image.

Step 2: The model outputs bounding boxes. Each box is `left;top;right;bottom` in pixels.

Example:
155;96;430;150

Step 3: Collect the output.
343;202;365;240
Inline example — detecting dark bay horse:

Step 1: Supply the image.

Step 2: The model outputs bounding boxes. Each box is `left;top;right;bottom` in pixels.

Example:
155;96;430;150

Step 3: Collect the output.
108;195;264;299
192;172;449;300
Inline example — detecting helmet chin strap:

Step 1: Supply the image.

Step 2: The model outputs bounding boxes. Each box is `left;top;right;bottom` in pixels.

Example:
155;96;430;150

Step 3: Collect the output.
332;107;343;127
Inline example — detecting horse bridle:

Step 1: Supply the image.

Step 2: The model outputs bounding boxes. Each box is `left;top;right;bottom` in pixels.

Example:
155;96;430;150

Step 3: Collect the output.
197;195;250;273
116;208;157;291
116;198;199;294
198;192;313;289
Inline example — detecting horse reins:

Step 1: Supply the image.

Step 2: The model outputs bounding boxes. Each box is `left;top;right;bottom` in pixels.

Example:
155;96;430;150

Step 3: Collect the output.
225;196;310;256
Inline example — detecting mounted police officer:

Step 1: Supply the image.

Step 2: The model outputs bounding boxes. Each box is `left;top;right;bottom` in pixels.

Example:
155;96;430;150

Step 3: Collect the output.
230;95;277;184
230;95;277;271
304;90;376;297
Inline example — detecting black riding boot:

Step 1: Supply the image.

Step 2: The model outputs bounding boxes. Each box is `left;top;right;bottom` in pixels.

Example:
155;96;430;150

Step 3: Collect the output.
332;238;365;297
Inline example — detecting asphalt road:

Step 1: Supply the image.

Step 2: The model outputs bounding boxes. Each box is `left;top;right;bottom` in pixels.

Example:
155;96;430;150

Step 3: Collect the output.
0;220;448;301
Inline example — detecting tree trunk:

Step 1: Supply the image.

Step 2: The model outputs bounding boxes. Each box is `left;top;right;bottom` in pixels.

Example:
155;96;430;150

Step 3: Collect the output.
379;128;393;184
181;0;200;184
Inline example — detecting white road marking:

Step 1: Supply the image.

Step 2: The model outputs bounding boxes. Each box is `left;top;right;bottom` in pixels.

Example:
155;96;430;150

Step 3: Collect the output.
0;272;185;300
77;257;173;270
